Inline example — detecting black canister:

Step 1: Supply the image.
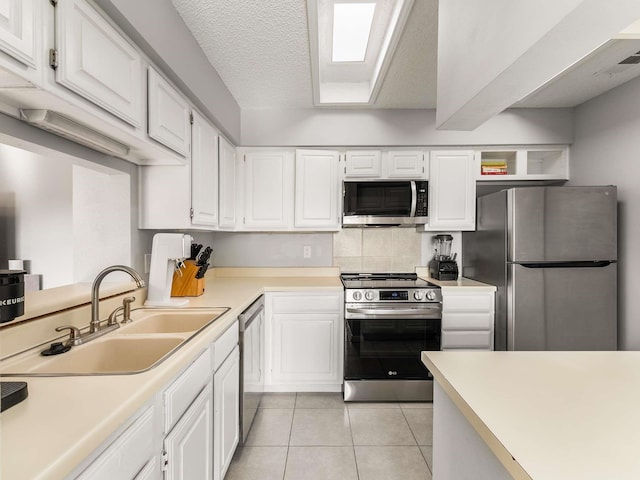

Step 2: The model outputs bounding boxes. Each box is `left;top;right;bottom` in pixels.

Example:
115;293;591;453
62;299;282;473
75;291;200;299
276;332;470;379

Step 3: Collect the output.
0;270;26;323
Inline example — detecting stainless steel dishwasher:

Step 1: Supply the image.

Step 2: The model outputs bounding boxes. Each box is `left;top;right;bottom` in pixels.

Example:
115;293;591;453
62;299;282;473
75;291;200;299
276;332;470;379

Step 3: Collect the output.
238;296;265;444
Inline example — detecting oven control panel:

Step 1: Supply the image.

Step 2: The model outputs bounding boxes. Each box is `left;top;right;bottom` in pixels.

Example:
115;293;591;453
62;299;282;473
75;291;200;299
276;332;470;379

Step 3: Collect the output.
345;288;441;303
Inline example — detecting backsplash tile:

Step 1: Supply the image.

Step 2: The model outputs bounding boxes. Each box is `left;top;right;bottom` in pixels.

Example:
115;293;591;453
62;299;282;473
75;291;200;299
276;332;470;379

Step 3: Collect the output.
333;227;422;272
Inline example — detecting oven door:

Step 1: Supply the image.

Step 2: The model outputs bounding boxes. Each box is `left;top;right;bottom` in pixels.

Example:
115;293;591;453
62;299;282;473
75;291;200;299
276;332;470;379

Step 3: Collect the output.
344;303;441;381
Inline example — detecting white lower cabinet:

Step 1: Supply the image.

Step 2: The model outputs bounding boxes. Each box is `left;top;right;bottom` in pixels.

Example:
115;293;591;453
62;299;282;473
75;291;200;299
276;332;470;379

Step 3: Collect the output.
163;382;214;480
74;405;156;480
265;291;343;391
441;287;495;350
213;346;240;480
133;459;161;480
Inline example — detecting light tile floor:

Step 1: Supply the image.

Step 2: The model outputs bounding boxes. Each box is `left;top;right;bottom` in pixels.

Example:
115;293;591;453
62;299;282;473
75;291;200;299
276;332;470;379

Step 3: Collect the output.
226;393;433;480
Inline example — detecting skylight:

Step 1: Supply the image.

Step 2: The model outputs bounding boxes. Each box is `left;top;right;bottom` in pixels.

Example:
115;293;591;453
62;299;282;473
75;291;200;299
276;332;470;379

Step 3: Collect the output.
332;3;376;62
308;0;415;105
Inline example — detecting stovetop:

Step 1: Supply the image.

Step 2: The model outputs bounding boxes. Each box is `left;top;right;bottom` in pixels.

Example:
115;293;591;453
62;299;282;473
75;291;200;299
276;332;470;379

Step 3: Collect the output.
340;273;438;289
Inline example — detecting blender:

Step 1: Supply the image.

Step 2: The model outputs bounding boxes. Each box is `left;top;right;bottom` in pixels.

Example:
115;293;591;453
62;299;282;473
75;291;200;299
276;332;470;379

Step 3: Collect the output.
429;234;459;280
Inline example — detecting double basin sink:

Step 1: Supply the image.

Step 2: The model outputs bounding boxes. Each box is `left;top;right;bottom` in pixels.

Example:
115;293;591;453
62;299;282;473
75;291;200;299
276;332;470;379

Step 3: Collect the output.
0;308;229;376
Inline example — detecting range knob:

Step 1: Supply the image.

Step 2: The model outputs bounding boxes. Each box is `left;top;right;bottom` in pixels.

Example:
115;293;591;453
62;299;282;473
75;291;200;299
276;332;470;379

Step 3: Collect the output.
426;290;437;301
352;291;362;301
413;290;424;301
364;290;375;301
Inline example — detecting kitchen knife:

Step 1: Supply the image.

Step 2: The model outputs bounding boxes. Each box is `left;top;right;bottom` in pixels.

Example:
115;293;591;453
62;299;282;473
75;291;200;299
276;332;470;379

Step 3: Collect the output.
197;246;212;266
195;263;209;279
190;243;203;260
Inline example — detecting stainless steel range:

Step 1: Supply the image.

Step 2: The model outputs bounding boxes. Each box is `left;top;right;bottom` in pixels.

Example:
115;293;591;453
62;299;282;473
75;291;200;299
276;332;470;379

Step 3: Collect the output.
341;273;442;402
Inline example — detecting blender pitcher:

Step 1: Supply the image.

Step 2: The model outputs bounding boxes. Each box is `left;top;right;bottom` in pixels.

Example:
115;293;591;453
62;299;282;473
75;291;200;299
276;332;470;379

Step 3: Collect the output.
434;234;453;260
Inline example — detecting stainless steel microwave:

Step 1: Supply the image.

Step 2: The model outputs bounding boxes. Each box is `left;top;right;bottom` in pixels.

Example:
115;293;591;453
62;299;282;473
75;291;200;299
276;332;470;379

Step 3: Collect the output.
343;180;428;226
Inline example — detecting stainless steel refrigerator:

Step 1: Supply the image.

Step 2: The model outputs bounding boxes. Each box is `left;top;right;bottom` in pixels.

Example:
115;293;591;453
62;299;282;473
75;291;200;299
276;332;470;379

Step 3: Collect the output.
462;186;617;351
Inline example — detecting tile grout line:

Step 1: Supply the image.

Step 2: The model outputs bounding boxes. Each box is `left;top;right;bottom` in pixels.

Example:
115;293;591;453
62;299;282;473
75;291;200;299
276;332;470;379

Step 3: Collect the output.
345;403;361;480
400;405;433;475
281;392;297;480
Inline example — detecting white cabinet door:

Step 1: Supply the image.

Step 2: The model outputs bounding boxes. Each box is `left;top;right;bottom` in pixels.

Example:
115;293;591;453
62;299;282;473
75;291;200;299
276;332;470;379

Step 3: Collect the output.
133;458;160;480
213;346;240;480
267;292;343;389
191;110;219;227
55;0;143;127
345;151;381;178
218;137;237;229
427;151;476;231
388;151;426;179
0;0;37;68
242;151;294;230
164;383;213;480
147;67;190;156
271;313;342;386
294;149;341;230
76;406;156;480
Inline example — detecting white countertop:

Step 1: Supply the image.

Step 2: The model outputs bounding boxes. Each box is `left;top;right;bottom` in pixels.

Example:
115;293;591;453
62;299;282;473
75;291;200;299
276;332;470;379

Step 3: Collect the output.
422;351;640;480
0;268;342;480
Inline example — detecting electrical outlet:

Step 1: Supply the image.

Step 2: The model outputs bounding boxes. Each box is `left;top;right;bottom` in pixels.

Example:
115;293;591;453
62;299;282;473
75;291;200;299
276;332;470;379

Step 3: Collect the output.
144;254;152;274
303;246;312;259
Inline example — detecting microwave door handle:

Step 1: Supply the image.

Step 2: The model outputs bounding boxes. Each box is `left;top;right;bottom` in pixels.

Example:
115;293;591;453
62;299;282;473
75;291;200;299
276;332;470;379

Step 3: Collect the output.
410;181;417;217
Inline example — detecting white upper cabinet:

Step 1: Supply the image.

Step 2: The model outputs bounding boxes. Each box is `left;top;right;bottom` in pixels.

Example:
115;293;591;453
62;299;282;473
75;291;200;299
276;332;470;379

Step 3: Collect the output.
294;149;341;230
218;137;237;229
388;150;426;179
427;150;476;231
55;0;143;127
345;150;381;178
242;150;294;230
139;110;220;230
0;0;37;68
148;67;190;156
191;110;219;227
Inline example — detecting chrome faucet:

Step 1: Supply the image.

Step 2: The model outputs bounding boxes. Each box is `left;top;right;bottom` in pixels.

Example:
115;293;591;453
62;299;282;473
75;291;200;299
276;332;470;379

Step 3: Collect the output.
55;266;145;348
90;265;145;333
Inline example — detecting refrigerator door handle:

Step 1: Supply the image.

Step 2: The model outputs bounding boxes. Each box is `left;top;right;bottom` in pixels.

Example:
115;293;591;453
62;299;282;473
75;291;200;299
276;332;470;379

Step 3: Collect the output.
519;261;614;269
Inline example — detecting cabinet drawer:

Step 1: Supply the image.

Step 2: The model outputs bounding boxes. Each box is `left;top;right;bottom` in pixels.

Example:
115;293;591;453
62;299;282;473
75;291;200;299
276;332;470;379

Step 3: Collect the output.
163;348;212;433
443;293;493;312
213;321;239;371
76;406;155;480
441;330;492;350
270;294;341;314
442;312;493;330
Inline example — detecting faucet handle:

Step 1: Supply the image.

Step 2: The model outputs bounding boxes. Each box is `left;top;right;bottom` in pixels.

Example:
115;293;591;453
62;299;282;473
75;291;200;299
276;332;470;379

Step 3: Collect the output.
121;296;135;324
55;325;82;346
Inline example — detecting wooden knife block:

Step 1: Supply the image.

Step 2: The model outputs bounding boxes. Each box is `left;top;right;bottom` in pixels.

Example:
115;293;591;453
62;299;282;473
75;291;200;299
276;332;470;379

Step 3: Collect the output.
171;260;205;297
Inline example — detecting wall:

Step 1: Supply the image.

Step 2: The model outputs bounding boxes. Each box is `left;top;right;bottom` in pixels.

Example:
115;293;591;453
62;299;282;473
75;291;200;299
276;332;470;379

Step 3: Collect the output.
570;75;640;350
333;228;421;272
210;232;333;267
0;113;151;287
241;108;574;146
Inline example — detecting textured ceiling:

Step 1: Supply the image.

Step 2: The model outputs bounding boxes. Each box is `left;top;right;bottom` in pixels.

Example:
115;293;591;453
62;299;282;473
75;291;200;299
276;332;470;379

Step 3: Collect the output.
170;0;438;109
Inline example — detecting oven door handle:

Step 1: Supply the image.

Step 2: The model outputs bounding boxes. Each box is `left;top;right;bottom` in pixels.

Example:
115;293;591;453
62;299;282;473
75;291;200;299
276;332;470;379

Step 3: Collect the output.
346;306;441;318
